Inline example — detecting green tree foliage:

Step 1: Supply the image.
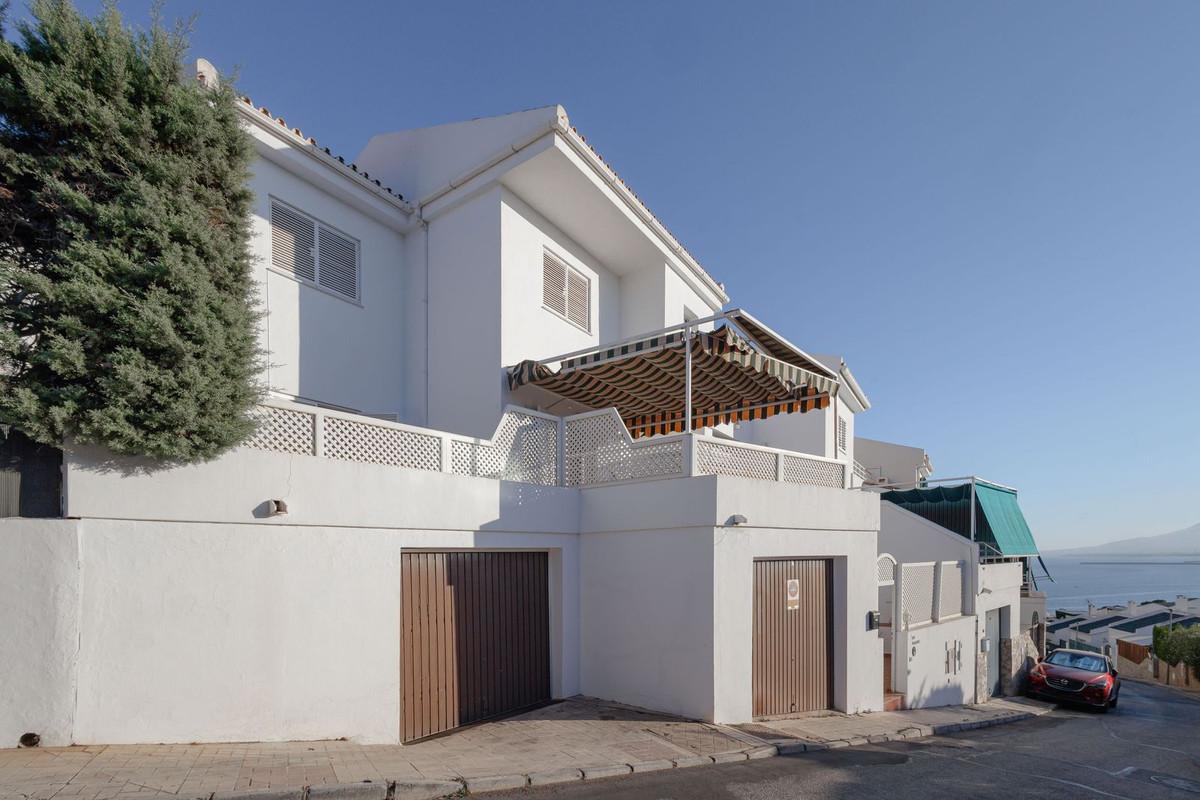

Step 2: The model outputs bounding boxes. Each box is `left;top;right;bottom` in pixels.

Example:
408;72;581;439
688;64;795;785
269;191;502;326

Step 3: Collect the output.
0;0;260;461
1153;622;1200;678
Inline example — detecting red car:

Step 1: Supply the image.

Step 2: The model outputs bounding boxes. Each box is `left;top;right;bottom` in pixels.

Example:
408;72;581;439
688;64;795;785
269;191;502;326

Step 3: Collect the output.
1027;648;1120;711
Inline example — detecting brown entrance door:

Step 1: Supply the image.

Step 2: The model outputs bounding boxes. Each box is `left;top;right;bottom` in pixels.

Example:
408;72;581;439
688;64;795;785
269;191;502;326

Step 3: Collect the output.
752;558;834;716
401;551;550;742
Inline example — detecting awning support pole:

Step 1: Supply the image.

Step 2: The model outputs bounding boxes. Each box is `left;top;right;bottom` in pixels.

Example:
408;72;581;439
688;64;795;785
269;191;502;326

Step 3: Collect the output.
969;476;977;555
684;323;693;432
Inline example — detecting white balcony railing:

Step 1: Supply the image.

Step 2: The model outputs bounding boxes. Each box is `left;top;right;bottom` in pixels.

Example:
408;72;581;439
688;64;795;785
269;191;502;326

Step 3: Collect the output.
246;400;848;490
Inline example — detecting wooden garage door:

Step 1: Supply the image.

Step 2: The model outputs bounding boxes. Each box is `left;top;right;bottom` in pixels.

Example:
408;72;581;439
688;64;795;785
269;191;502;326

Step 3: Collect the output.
753;558;833;716
401;552;550;742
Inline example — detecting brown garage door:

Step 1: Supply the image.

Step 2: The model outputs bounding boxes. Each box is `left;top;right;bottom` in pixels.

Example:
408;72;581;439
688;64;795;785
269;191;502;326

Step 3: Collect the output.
401;551;550;742
753;558;833;716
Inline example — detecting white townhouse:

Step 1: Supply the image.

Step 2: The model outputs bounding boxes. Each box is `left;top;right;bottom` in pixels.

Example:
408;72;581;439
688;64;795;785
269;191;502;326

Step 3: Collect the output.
1;62;887;748
856;439;1047;710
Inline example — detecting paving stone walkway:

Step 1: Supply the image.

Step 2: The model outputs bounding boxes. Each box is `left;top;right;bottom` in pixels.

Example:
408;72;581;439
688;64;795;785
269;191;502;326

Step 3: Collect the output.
0;699;760;800
738;696;1051;752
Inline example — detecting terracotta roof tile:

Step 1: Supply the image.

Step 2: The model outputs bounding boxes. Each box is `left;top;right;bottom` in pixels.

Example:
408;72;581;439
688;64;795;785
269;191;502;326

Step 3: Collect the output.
238;95;406;202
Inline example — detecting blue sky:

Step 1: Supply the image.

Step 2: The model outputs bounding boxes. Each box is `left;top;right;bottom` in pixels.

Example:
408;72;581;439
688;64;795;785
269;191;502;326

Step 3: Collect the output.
36;1;1200;548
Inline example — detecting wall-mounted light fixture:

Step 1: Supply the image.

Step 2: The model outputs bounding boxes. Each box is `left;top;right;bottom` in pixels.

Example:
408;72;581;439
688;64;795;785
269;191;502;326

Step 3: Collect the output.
269;499;289;517
725;514;748;527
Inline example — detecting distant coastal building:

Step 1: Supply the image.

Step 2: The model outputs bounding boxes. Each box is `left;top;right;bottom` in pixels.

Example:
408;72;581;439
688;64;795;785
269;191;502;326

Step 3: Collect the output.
1048;595;1198;654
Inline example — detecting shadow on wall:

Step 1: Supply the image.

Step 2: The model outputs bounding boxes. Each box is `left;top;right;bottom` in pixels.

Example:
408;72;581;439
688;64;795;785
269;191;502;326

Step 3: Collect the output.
907;676;972;709
0;427;61;518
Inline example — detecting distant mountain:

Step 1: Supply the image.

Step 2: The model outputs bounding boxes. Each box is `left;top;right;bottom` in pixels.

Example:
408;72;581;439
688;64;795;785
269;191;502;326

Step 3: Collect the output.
1047;522;1200;556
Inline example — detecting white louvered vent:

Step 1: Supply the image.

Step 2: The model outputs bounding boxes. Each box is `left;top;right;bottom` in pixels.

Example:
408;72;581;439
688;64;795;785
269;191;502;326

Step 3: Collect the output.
317;227;358;299
837;417;848;453
271;201;316;282
542;248;590;332
270;199;360;301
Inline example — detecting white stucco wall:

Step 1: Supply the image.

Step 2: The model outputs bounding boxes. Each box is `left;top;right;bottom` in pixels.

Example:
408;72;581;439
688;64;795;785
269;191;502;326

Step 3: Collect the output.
895;615;977;709
0;520;80;747
63;442;580;534
425;187;503;438
879;503;974;568
34;433;883;741
248;155;407;417
711;476;881;719
855;437;929;487
499;190;620;364
734;407;832;458
978;561;1023;641
71;520;578;745
578;476;880;723
578;526;716;719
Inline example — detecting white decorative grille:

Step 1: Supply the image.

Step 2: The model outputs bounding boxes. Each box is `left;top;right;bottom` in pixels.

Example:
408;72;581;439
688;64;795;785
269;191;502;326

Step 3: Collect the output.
900;563;936;628
938;561;964;619
876;554;897;586
451;411;558;485
323;415;441;471
780;453;845;488
564;411;683;486
245;405;315;455
694;440;777;480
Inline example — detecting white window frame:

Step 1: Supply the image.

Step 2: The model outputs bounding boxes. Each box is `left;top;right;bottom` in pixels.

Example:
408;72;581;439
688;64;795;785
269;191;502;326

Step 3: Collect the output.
268;197;363;305
541;247;591;333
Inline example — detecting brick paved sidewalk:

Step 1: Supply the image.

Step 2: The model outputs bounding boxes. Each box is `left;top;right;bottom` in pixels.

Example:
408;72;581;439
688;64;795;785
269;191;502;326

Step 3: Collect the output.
0;698;762;800
739;697;1051;752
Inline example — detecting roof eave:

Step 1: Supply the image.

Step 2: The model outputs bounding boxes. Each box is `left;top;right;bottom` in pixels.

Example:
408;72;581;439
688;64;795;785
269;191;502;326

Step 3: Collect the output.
236;100;415;217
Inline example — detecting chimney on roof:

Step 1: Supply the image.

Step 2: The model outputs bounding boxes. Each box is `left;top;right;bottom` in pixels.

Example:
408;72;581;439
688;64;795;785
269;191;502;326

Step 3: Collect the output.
1087;601;1096;618
1177;595;1189;614
1127;600;1138;615
194;58;220;90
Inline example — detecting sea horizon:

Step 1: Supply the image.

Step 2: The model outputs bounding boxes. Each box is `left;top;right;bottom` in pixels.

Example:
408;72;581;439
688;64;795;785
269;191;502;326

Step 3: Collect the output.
1039;554;1200;612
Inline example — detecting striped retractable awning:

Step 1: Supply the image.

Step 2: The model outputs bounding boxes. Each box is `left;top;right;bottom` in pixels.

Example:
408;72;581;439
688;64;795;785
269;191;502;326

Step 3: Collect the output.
507;325;839;438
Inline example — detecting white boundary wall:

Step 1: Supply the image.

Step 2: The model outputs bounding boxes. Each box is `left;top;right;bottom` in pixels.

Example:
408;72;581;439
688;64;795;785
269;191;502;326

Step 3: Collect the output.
0;520;80;748
4;414;881;745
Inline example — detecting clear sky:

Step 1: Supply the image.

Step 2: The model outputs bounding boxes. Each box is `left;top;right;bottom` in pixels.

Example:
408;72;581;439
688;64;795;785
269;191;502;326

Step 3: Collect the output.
33;1;1200;549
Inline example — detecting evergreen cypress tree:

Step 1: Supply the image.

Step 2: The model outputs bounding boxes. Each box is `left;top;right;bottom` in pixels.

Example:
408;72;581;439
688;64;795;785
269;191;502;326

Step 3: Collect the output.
0;0;260;462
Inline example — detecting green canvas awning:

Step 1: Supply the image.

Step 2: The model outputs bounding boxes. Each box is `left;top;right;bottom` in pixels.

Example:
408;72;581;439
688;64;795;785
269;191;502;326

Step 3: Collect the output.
973;482;1039;558
882;480;1040;558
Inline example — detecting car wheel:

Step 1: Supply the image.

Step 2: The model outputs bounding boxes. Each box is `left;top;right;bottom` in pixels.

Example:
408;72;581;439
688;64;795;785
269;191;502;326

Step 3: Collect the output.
1109;691;1118;710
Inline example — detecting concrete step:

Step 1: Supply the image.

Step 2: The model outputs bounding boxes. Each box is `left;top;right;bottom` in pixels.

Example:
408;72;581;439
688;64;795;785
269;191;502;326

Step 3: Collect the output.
884;692;904;712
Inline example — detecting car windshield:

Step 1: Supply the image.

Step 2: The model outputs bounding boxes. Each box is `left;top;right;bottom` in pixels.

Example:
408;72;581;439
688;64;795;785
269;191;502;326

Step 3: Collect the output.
1046;651;1107;672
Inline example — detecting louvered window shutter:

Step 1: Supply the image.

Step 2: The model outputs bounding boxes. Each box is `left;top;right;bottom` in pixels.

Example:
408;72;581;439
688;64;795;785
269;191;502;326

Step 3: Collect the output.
271;201;316;282
317;225;359;300
566;269;590;331
542;251;568;316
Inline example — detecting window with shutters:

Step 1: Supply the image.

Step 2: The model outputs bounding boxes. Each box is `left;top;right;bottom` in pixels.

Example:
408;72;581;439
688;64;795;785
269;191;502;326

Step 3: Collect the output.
837;417;848;453
542;248;590;332
270;199;360;302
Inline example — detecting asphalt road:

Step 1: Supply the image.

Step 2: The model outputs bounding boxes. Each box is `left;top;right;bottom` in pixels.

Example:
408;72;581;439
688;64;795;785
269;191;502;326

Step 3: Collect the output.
487;680;1200;799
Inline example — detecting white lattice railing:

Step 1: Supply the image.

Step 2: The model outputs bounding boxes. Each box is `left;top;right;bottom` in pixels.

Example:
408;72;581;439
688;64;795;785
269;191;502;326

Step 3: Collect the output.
693;437;846;488
564;409;685;487
246;400;560;486
899;559;967;629
246;401;853;491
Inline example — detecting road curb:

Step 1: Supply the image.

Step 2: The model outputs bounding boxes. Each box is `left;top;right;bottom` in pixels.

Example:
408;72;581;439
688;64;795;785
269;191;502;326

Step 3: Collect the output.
194;709;1049;799
743;703;1051;757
